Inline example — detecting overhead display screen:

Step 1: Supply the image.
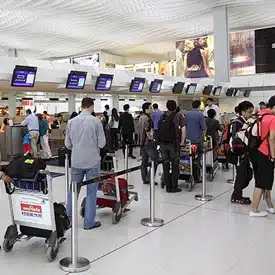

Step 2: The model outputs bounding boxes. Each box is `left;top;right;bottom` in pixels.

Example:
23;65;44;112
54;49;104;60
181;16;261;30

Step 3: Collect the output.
172;82;185;94
130;77;145;92
95;74;114;91
213;86;222;96
186;84;197;95
11;65;37;87
149;79;163;93
66;71;87;89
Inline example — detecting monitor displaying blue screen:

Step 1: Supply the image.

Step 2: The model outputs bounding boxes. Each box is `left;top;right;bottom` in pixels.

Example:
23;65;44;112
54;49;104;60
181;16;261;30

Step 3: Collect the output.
149;79;163;93
213;86;222;96
95;74;114;91
66;71;87;89
11;65;37;87
130;77;145;92
186;84;197;95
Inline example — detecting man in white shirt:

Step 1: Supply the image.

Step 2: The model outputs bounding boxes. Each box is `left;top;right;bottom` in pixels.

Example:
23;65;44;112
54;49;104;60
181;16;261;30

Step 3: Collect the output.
21;109;40;158
204;98;220;122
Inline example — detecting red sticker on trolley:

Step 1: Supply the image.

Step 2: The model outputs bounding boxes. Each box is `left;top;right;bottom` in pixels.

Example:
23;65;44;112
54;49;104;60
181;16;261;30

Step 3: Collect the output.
21;203;42;214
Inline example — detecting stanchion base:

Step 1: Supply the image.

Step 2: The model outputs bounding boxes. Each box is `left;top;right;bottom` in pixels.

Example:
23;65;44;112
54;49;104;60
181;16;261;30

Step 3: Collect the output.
59;257;90;273
194;194;213;201
226;179;234;184
141;217;164;227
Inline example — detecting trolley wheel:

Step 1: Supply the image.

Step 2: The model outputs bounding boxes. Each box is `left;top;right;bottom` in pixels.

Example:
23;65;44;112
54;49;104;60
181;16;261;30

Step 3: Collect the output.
188;176;195;192
2;238;14;252
46;234;59;262
112;202;122;224
160;174;165;189
209;173;214;182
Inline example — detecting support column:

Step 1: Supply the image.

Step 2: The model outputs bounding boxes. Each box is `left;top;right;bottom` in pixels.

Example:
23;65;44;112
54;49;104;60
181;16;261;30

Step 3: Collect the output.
213;6;230;85
112;95;119;110
8;93;17;118
68;93;76;114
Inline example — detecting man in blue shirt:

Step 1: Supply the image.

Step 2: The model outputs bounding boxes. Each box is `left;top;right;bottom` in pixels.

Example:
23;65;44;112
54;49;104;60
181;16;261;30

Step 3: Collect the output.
185;100;206;144
65;98;106;230
21;109;39;158
152;103;163;131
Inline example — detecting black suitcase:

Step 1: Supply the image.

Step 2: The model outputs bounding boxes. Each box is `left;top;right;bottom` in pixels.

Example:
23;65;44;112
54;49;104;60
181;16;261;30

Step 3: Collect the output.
58;147;71;166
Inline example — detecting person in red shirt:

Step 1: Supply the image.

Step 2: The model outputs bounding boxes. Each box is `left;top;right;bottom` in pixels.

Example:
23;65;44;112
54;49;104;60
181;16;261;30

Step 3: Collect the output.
250;96;275;217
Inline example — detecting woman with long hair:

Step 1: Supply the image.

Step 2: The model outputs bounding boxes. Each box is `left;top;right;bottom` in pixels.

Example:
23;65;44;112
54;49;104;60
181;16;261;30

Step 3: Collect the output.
38;113;52;159
109;108;119;150
0;118;9;133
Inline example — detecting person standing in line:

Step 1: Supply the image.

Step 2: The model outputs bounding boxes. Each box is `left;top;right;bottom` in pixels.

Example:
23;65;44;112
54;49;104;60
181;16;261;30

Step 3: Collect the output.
105;104;111;117
204;97;220;122
119;104;136;159
138;102;159;185
152;103;163;138
109;108;119;151
21;109;40;158
0;118;9;133
38;114;52;159
65;98;106;230
159;100;186;193
205;109;222;149
259;101;267;111
250;96;275;217
229;101;254;205
43;111;51;129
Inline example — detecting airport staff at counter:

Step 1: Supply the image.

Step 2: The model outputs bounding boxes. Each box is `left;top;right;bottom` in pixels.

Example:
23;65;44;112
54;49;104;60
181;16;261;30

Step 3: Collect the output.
65;97;106;230
21;109;40;158
204;97;220;122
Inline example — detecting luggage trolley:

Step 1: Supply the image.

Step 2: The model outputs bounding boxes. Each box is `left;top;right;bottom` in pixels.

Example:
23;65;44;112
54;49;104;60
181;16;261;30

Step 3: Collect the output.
2;171;68;262
205;136;219;181
80;154;138;224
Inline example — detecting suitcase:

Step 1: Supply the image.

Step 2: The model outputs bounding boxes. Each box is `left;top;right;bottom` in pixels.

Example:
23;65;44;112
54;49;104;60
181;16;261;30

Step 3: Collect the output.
58;147;71;166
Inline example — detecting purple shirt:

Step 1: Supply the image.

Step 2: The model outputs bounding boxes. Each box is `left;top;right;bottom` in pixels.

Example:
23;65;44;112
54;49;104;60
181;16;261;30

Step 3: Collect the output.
152;109;163;130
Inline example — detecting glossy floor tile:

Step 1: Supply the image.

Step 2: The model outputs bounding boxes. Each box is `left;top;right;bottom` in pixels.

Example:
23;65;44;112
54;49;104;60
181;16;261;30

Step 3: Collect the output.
0;152;274;275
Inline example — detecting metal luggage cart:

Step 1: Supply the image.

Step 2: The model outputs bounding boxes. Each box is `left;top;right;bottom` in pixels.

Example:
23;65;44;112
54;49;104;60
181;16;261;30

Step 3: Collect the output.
160;140;198;191
80;154;138;224
205;136;219;182
2;171;65;262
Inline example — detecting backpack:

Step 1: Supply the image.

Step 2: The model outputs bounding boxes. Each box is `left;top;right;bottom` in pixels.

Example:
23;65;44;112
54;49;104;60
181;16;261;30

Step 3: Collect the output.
158;112;177;143
230;114;272;156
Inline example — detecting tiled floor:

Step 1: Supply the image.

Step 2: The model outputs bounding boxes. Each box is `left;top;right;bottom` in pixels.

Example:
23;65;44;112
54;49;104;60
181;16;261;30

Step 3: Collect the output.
1;151;275;275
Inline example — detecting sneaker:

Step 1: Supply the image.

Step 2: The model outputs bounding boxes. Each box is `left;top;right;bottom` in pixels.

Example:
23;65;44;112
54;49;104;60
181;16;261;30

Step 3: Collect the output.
129;155;136;159
171;188;182;193
266;207;275;214
249;211;268;217
84;221;101;230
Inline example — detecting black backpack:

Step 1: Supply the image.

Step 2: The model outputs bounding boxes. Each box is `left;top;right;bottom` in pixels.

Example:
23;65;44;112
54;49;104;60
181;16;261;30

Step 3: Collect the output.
158;112;177;143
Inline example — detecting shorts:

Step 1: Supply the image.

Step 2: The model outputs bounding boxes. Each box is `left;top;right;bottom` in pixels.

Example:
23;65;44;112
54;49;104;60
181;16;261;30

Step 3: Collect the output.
250;150;274;191
24;144;31;154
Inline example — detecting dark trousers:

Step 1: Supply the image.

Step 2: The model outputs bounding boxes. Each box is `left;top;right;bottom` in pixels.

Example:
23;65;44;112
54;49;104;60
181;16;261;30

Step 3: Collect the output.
231;154;253;199
110;128;119;150
140;145;159;183
122;133;134;156
160;143;180;191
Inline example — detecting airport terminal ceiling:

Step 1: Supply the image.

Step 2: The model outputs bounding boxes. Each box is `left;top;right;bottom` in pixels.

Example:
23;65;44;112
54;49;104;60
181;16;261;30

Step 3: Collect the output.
0;0;275;61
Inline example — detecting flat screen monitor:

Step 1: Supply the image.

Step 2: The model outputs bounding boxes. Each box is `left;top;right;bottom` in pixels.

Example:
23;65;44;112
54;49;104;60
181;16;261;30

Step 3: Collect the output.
202;85;213;95
66;71;87;89
172;82;185;94
130;77;145;92
244;89;251;97
213;86;222;96
11;65;37;87
149;79;163;93
226;88;234;96
95;74;114;91
186;84;197;95
234;89;241;97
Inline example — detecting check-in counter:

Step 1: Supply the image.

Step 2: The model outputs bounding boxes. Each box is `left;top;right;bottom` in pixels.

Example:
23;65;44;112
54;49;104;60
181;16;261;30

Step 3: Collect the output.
49;123;66;156
0;125;27;161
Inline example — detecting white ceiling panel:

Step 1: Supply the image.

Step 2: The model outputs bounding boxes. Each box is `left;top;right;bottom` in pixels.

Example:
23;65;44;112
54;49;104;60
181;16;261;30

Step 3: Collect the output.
0;0;275;61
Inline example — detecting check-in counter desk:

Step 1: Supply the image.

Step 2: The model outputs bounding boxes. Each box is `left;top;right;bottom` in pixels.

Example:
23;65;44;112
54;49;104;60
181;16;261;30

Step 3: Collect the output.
49;124;66;156
0;125;27;161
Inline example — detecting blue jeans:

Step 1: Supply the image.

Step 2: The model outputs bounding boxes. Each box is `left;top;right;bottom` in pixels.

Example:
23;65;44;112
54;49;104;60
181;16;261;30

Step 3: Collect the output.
67;163;100;228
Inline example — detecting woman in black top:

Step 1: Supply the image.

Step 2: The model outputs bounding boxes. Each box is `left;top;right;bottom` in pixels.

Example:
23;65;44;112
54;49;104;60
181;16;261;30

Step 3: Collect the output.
205;109;222;148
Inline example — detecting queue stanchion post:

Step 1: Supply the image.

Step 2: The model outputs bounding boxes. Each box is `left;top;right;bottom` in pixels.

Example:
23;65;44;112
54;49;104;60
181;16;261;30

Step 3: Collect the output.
64;153;70;205
195;149;213;202
226;165;235;184
141;160;164;227
59;182;90;273
125;144;133;189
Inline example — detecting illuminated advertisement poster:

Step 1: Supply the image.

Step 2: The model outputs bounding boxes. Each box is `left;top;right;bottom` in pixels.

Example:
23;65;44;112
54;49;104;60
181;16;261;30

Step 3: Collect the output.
230;30;255;76
176;35;214;78
158;63;169;75
176;31;255;78
72;53;100;67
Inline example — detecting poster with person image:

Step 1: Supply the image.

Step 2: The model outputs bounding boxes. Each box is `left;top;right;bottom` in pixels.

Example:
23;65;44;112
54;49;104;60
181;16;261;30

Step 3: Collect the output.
176;30;255;78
